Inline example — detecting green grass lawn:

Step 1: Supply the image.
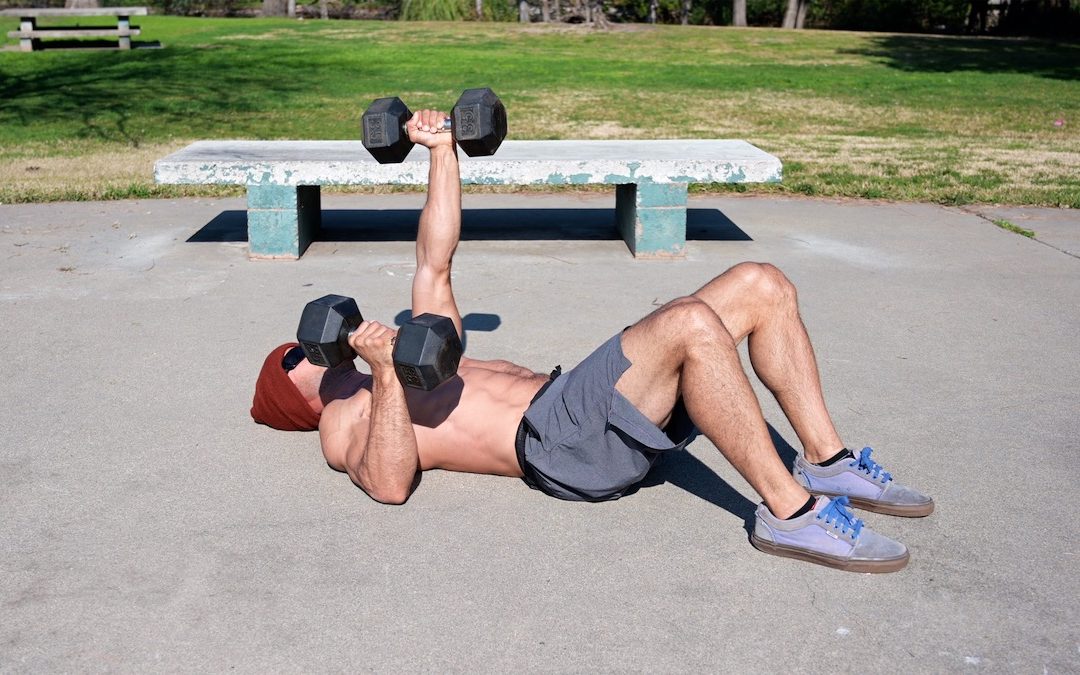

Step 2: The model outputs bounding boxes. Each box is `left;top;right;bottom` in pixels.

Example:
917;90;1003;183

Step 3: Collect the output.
1;17;1078;206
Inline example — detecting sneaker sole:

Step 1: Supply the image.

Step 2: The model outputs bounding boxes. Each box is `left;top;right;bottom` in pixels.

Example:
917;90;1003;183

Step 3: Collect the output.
750;534;909;573
806;491;935;518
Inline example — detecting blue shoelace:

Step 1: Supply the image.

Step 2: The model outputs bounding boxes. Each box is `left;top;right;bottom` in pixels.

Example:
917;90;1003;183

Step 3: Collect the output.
851;447;892;483
816;496;864;539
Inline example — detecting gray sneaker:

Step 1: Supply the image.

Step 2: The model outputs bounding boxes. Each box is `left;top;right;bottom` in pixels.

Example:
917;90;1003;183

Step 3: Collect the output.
793;447;934;517
751;496;909;573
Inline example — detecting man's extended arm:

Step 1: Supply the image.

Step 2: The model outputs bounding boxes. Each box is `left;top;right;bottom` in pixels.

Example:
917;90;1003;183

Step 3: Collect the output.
408;110;464;339
328;112;463;504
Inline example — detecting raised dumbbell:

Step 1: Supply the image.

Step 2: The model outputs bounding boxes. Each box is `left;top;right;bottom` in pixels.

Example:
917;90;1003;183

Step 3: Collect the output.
296;294;463;391
361;87;507;164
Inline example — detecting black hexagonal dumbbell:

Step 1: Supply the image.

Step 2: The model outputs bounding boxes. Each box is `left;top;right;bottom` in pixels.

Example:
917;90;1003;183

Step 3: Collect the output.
296;294;463;391
361;87;507;164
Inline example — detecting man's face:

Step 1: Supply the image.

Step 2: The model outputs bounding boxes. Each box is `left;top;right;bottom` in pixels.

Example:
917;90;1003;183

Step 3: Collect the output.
286;356;316;384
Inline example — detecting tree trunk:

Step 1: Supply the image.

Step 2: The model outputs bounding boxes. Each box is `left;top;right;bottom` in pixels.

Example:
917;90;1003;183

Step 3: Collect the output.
648;0;656;23
680;0;690;24
262;0;288;16
519;0;529;21
552;0;560;21
967;0;988;32
732;0;746;25
592;0;608;26
475;0;483;19
584;0;591;22
541;0;550;21
781;0;797;27
795;0;808;27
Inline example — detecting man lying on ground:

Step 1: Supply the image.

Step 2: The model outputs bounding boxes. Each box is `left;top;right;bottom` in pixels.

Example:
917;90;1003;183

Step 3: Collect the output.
252;109;933;573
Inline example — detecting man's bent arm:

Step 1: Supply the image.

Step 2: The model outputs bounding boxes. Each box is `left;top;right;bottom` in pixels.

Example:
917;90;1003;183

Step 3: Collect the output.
410;113;464;340
341;322;420;504
347;370;419;504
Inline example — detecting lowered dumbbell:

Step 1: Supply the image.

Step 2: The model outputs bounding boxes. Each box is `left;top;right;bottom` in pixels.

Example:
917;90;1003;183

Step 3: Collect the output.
297;294;463;391
361;87;507;164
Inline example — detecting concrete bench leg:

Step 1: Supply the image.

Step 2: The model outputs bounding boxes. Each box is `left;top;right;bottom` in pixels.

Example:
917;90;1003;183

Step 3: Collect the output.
246;185;321;259
615;182;688;258
118;15;131;49
19;18;34;52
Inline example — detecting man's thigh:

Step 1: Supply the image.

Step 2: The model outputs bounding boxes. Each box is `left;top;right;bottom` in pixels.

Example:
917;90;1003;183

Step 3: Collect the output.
614;297;703;428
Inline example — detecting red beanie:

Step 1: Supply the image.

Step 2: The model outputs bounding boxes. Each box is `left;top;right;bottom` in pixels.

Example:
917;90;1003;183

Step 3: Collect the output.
251;343;321;432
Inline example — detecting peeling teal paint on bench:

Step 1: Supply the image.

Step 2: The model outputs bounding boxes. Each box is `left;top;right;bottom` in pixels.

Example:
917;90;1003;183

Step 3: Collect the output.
546;173;595;185
634;209;688;257
634;182;689;208
247;184;299;209
246;184;321;258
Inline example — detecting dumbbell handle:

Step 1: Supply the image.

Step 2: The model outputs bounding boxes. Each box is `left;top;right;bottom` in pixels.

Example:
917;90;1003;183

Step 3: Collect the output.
400;118;453;134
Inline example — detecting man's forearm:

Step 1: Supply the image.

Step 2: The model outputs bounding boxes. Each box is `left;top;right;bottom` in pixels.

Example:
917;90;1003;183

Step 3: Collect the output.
413;143;464;338
416;145;461;273
352;372;419;504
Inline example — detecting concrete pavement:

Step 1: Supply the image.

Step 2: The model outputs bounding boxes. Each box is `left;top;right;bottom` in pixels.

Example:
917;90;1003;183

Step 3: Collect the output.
1;193;1078;672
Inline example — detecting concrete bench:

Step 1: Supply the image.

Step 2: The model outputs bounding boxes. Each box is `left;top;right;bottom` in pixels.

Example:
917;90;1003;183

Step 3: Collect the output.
154;139;782;259
2;7;146;51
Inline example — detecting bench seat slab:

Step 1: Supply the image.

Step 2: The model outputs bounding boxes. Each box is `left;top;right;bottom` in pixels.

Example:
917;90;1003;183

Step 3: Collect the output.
8;28;141;38
0;7;149;16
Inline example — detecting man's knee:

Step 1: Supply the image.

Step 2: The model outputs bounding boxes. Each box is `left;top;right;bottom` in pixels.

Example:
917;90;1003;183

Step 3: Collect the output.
728;262;797;308
657;296;736;352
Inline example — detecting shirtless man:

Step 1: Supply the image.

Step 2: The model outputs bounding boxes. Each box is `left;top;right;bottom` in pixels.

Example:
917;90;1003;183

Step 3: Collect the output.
252;110;933;573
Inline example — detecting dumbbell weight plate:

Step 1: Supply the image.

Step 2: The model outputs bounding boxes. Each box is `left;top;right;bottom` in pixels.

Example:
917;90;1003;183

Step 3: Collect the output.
361;97;414;164
451;87;507;157
297;294;364;368
392;313;463;391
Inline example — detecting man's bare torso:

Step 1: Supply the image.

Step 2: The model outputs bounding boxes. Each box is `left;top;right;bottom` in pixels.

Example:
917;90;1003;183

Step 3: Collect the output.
318;358;548;478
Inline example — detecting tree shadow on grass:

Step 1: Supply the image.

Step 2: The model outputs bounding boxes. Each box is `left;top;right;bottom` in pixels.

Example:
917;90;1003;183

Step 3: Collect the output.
841;34;1080;80
0;44;319;145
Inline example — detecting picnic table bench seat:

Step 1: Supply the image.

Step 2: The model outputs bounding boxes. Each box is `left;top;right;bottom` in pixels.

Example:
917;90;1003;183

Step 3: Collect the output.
2;7;147;51
154;139;783;259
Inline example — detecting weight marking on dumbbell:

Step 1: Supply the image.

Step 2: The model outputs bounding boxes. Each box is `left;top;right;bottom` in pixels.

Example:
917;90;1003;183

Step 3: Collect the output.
366;117;385;146
459;108;477;137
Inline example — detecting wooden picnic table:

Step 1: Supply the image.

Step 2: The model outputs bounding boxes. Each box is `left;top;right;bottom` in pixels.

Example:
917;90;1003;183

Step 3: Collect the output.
2;6;148;51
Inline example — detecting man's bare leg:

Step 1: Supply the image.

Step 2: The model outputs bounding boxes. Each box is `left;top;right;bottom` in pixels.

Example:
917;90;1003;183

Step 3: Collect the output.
615;297;812;519
691;262;844;463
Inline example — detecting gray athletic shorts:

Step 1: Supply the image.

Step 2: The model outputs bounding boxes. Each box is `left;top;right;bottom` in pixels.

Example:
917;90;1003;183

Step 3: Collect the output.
515;331;698;502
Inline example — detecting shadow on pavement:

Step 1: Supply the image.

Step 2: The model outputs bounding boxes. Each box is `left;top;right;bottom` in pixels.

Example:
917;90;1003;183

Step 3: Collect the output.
187;208;753;243
636;423;800;535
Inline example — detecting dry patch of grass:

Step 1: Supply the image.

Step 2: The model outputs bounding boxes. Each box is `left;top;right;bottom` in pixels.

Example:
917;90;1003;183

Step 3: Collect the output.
750;134;1080;205
0;142;179;191
215;29;298;41
513;88;932;139
0;141;228;203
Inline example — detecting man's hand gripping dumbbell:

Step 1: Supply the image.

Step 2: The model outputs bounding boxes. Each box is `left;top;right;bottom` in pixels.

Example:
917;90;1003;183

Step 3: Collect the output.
361;87;507;163
297;295;463;391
